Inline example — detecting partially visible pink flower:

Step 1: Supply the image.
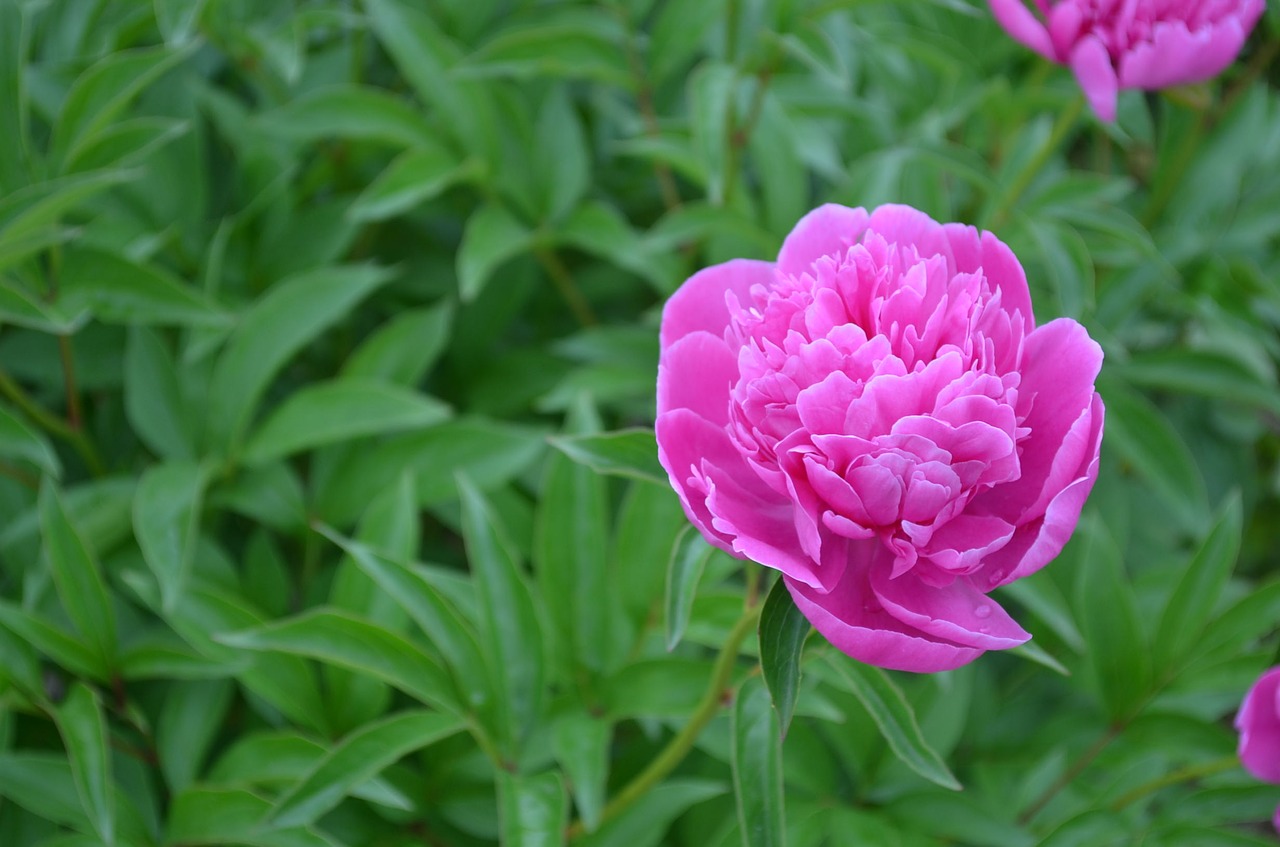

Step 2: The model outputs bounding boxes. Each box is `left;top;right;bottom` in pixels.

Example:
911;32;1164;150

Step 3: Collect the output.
988;0;1266;120
1237;666;1280;831
656;203;1104;673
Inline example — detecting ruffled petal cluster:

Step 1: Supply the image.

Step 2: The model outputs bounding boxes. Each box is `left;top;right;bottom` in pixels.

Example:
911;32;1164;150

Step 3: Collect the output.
657;204;1104;672
988;0;1266;119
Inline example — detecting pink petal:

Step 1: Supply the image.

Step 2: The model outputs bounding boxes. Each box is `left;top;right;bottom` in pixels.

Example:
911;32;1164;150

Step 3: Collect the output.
943;227;1036;328
988;0;1056;59
1119;18;1246;90
661;259;775;350
707;466;828;590
655;408;744;555
975;318;1102;523
979;393;1104;588
785;560;983;673
921;514;1018;573
865;205;954;265
1070;34;1120;122
870;566;1030;650
657;330;739;426
777;204;870;279
1237;667;1280;783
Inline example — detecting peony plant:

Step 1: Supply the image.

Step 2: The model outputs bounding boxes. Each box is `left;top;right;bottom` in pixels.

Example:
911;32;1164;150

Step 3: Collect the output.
656;204;1104;673
988;0;1266;120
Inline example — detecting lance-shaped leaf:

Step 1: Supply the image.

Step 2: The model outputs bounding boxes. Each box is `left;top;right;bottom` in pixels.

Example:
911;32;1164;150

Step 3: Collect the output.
732;676;786;847
758;577;810;738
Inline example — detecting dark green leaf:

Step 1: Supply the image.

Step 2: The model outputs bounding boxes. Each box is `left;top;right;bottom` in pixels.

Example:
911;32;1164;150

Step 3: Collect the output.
664;527;712;652
39;481;117;668
823;655;962;791
341;302;454;386
156;678;234;793
258;84;434;147
457;203;532;302
498;771;567;847
133;460;209;614
758;576;810;738
52;683;114;846
124;327;193;460
732;676;786;847
0;401;60;477
348;143;473;222
243;378;451;463
59;247;230;327
552;710;610;833
547;429;665;485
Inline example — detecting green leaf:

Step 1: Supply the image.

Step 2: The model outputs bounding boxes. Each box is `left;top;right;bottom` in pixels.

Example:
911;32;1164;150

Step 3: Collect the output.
0;401;60;477
348;143;473;222
272;710;464;827
206;264;394;450
314;417;547;525
0;752;96;833
0;225;76;276
1152;493;1243;673
458;475;546;759
154;0;208;46
51;43;195;169
732;676;786;847
577;779;725;847
317;525;489;717
457;203;532;302
664;527;712;651
758;576;810;738
167;786;344;847
124;327;193;460
64;115;190;173
534;398;611;672
59;247;230;327
0;600;105;680
498;771;567;847
1099;377;1209;535
462;19;630;86
217;607;460;715
40;481;117;668
533;88;589;222
0;169;137;241
133;460;209;614
1072;517;1152;719
547;429;665;485
823;655;962;791
257;84;434;147
1008;641;1071;676
52;683;114;846
1113;349;1280;416
156;678;234;793
0;274;90;334
341;302;454;386
551;710;610;833
244;378;450;463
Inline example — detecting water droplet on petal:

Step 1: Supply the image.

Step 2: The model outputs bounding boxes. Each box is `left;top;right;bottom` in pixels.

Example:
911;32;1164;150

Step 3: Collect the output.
974;604;992;619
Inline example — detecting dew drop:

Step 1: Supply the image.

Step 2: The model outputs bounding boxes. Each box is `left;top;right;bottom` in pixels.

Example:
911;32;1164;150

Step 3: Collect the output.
974;603;992;619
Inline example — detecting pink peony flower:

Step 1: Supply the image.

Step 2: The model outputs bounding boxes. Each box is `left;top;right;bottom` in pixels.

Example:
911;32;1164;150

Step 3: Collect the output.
1237;666;1280;831
656;204;1104;673
988;0;1266;120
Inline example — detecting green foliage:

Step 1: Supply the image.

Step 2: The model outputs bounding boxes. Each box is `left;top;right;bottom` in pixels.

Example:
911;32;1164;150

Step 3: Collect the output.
0;1;1278;846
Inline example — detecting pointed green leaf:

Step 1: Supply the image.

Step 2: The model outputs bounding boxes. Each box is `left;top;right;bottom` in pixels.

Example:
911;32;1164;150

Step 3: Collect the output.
217;607;460;715
732;676;786;847
124;327;193;460
0;401;60;477
156;679;234;793
758;576;810;738
53;683;114;846
552;710;610;832
824;655;962;791
535;398;611;672
498;771;568;847
348;143;472;222
1153;492;1243;673
664;527;711;652
547;428;664;485
577;779;725;847
341;302;453;386
244;378;450;463
0;600;105;680
60;247;230;327
258;84;434;147
133;460;209;614
40;481;117;667
272;710;464;827
457;203;532;302
207;264;394;450
458;474;546;758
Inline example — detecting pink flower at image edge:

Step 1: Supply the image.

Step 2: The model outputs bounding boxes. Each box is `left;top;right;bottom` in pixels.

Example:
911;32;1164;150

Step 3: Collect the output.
1237;667;1280;831
656;203;1104;673
988;0;1266;120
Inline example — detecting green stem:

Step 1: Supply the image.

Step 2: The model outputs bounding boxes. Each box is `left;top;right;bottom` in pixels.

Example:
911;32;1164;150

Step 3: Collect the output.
1140;104;1206;229
1109;754;1239;812
987;94;1084;230
0;368;104;476
535;248;597;328
1018;723;1122;825
565;603;763;840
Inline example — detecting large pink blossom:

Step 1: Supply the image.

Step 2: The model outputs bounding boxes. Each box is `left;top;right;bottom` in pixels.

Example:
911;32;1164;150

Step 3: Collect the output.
1237;666;1280;831
988;0;1266;120
656;204;1104;673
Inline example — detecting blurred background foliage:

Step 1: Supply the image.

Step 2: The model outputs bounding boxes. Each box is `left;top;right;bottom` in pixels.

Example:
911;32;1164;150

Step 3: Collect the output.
2;0;1280;845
